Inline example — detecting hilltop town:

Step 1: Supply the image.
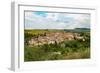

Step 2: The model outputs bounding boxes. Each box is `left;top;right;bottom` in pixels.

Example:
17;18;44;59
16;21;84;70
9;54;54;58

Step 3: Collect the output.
27;31;85;46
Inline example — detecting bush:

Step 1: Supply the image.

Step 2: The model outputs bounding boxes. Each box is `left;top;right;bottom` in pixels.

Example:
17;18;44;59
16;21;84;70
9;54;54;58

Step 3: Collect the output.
24;31;90;61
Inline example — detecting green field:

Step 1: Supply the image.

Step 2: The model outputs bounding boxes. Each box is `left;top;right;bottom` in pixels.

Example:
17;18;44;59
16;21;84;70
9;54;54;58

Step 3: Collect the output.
24;29;90;61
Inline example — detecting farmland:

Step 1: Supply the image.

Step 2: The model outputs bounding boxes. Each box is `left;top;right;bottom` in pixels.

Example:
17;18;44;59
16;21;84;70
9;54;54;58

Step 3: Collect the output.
24;29;90;61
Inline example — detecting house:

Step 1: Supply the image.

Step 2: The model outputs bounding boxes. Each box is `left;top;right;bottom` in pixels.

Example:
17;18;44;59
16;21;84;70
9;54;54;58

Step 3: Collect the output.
27;31;84;46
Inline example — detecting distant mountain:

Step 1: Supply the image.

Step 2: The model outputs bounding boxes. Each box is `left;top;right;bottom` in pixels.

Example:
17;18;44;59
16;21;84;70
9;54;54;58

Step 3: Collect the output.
64;28;90;32
75;28;90;30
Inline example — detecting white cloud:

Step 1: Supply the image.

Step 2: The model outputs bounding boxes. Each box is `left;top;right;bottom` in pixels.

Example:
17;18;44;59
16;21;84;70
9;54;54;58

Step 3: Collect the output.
25;12;90;29
46;13;58;21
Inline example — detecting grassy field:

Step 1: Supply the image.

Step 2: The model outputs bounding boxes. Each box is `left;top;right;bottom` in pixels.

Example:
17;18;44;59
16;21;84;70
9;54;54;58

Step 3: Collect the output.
24;29;90;61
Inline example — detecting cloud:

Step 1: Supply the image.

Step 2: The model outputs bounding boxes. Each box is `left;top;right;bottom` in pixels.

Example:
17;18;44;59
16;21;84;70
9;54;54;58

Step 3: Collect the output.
25;11;90;29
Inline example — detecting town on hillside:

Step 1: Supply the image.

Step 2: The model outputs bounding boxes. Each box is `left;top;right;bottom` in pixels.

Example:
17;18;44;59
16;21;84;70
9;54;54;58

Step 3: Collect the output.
27;31;85;46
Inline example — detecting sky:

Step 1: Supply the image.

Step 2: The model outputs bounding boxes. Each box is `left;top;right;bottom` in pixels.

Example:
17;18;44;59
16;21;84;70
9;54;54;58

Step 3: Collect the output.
25;11;90;29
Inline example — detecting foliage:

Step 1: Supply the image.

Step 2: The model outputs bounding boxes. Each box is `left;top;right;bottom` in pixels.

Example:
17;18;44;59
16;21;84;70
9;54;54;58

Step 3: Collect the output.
24;30;90;61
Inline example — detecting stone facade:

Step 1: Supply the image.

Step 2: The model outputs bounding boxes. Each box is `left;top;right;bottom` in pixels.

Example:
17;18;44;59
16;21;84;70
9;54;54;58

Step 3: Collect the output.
28;32;84;46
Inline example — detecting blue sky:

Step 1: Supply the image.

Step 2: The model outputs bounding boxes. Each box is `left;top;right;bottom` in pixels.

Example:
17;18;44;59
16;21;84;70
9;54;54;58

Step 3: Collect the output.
25;11;90;29
34;11;47;17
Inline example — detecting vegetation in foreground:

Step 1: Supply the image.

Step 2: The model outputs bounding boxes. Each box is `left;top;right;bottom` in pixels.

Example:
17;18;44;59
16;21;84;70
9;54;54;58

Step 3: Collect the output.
24;29;90;61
